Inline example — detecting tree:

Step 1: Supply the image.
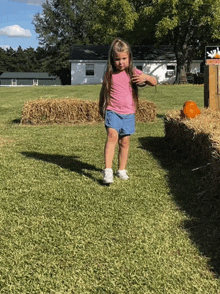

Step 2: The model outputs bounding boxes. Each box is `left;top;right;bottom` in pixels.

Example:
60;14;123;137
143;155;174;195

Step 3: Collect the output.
5;48;16;72
14;46;28;72
0;48;7;72
142;0;220;83
33;0;220;84
122;0;158;45
33;0;140;83
33;0;92;84
90;0;138;44
0;46;48;73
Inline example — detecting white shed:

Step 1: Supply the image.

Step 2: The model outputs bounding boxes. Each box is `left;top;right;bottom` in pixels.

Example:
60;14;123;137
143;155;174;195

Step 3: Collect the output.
69;45;203;85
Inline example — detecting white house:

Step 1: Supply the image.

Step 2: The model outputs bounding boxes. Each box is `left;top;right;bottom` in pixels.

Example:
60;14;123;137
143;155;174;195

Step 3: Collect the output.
69;45;203;85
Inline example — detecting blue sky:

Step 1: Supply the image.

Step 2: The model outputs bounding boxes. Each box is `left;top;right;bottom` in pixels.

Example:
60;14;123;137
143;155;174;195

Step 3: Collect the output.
0;0;45;50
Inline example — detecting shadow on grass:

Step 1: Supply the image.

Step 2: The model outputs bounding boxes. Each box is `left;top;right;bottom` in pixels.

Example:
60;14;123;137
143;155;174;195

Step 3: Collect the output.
138;136;220;278
21;152;103;185
156;114;165;119
12;118;21;124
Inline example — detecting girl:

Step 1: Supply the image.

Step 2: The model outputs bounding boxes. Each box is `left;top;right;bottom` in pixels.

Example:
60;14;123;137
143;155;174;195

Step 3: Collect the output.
99;38;157;184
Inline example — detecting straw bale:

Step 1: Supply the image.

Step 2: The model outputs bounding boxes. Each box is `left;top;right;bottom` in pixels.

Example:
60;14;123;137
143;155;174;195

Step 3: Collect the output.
21;99;102;125
165;108;220;197
136;100;156;122
21;98;156;125
164;108;220;163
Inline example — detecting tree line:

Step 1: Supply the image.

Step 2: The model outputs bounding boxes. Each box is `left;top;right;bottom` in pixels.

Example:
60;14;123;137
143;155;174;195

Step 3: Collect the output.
0;46;47;73
2;0;220;85
0;45;71;85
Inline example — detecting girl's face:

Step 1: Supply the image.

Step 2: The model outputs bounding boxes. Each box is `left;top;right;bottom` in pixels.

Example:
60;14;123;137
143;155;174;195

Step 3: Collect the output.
114;51;129;72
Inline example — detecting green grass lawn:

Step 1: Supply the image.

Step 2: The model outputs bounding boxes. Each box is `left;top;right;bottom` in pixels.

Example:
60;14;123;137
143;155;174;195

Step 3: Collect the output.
0;85;219;293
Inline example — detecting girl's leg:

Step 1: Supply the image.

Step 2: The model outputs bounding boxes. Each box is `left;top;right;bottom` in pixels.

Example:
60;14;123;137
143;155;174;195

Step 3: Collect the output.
104;128;119;169
118;135;130;170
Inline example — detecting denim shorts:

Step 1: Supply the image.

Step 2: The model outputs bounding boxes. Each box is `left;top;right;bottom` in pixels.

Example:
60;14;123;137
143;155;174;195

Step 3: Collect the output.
105;110;135;137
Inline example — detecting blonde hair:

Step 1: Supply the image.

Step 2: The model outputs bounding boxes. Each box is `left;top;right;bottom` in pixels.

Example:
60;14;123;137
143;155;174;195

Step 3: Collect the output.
99;38;138;116
108;38;133;74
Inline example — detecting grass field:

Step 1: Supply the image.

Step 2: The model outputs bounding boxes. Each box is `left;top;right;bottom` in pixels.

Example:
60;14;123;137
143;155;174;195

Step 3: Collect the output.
0;85;219;293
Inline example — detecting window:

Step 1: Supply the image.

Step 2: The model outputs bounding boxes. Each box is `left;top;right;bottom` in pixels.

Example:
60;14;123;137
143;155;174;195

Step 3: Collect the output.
86;64;94;76
166;65;175;77
167;65;175;70
136;65;143;71
33;79;38;86
11;79;17;86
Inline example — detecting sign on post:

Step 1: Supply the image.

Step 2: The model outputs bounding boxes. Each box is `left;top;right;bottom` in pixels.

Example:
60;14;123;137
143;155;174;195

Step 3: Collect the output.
204;46;220;110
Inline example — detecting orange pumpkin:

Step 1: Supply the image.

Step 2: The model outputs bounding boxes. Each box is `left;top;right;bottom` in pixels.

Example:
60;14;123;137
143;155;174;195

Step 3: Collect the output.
181;101;201;118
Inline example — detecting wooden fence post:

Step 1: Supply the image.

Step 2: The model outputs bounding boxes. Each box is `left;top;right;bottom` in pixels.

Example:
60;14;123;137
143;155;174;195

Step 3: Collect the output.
204;46;220;110
204;64;220;110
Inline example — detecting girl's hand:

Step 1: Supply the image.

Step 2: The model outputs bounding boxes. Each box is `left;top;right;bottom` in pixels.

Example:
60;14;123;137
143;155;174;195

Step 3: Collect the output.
132;73;146;85
132;73;157;86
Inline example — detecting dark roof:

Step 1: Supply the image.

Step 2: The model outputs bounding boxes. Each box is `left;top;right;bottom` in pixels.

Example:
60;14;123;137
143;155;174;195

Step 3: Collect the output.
69;45;176;61
0;72;57;79
70;45;109;60
132;45;175;60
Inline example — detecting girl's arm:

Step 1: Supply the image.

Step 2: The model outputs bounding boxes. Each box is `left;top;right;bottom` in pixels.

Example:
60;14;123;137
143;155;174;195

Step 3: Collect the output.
99;73;109;118
132;72;157;87
99;82;105;118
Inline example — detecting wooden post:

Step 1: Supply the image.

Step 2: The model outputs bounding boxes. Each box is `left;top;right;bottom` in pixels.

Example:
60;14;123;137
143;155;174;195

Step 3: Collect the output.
204;65;209;108
204;64;220;110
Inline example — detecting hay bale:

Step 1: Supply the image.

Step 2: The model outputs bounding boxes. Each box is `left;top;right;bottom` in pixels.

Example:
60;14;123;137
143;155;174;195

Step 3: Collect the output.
165;108;220;161
136;100;156;122
21;99;102;125
164;108;220;196
21;98;156;125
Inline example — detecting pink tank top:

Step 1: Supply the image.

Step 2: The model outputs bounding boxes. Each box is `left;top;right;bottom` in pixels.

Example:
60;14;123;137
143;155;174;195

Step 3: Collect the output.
106;68;142;115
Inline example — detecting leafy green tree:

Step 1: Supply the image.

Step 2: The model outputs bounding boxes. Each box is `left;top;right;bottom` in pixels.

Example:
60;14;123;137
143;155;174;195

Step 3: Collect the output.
33;0;140;83
90;0;138;44
142;0;220;82
0;48;7;72
34;0;91;47
5;48;17;72
22;47;48;72
33;0;92;84
14;46;28;72
0;46;48;73
23;47;37;72
34;47;48;72
33;0;220;84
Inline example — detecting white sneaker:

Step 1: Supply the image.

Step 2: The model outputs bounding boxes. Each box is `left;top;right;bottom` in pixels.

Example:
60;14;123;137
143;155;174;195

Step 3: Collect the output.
103;168;113;184
117;169;129;180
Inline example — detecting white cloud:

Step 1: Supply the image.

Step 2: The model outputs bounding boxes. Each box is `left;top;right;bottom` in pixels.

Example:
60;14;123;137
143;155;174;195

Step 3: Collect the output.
0;25;32;38
0;45;10;50
10;0;45;6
